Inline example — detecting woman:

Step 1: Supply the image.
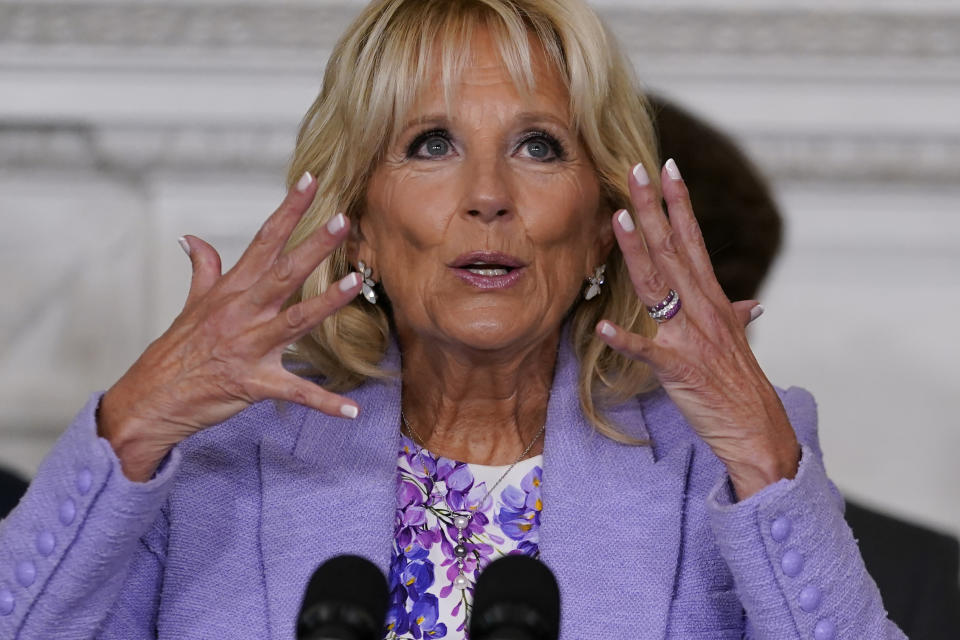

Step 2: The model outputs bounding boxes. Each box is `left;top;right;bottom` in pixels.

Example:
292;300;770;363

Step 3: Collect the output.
0;0;901;638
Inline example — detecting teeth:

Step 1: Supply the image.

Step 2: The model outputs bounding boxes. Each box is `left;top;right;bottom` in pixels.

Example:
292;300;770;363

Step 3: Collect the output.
466;267;508;276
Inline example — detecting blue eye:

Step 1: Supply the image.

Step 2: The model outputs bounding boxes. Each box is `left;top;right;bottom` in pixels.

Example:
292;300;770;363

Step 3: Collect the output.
423;136;449;156
525;138;551;159
518;132;565;162
407;129;453;159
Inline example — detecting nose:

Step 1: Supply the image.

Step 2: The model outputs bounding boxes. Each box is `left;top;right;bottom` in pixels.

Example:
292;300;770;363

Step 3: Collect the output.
462;156;513;222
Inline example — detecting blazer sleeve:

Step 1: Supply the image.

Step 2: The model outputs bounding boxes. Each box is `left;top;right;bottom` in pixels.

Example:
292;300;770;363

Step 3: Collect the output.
705;386;906;640
0;392;180;639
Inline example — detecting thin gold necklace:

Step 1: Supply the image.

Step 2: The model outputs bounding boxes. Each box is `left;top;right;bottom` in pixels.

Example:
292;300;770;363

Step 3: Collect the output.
400;411;546;590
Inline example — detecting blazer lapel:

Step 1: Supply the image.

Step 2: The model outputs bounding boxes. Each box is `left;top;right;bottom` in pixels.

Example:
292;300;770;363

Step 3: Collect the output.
258;355;402;640
255;336;691;639
540;341;692;640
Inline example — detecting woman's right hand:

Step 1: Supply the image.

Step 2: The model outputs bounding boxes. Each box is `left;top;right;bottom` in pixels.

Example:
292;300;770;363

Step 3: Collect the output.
97;172;363;482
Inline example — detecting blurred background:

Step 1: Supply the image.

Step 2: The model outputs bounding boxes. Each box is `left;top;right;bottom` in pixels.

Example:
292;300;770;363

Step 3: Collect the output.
1;0;958;544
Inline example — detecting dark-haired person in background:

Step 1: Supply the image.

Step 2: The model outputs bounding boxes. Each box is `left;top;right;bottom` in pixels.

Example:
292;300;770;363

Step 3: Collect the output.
648;94;960;640
0;469;27;521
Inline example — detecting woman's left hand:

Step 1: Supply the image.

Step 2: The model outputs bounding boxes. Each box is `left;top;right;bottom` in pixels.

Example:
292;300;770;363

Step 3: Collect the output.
596;159;800;501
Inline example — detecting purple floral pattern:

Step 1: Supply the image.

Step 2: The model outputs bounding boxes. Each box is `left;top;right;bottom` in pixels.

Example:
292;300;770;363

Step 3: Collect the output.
385;435;543;639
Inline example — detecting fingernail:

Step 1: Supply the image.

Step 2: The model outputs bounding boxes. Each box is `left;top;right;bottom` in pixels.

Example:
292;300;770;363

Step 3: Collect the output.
599;321;617;337
341;404;359;419
632;162;649;186
178;236;191;257
749;304;765;323
616;209;635;233
296;171;313;193
326;213;346;235
339;271;362;292
664;158;682;181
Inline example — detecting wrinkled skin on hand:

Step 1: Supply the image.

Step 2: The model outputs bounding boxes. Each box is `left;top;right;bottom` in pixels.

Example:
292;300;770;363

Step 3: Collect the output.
98;174;363;481
596;160;800;500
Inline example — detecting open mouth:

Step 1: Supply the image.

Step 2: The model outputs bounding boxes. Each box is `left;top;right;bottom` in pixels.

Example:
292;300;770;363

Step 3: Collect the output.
449;252;527;289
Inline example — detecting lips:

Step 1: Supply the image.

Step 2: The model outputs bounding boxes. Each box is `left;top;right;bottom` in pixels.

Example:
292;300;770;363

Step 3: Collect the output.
448;251;527;290
449;251;526;270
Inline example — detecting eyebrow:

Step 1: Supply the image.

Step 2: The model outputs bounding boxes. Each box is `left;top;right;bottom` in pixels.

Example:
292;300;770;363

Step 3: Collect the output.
398;110;573;135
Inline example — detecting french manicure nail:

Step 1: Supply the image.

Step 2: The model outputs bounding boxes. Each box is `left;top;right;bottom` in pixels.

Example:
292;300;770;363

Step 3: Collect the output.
599;321;617;337
749;304;765;323
664;158;682;181
178;236;191;257
296;171;313;193
341;404;359;419
616;209;635;233
339;272;362;292
632;163;649;186
326;213;346;235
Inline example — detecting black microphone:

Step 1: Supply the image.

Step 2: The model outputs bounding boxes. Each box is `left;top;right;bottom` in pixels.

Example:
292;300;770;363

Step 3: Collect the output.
296;554;389;640
468;555;561;640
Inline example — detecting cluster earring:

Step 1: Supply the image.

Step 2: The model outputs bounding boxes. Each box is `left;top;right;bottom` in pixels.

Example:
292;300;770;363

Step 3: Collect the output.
357;260;378;304
584;264;606;300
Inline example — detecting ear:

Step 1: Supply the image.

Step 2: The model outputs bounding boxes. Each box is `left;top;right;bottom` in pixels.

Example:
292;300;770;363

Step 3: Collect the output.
585;205;616;275
346;211;378;278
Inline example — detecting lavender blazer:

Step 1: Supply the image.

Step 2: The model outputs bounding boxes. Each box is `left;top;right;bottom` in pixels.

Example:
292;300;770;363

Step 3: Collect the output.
0;338;904;639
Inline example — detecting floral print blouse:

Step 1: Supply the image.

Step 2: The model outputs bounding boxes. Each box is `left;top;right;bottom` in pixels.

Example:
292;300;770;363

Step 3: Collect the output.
385;434;544;639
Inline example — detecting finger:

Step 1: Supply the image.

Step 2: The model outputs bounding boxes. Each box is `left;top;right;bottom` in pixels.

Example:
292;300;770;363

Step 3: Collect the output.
628;162;703;301
595;319;671;371
180;235;223;308
246;212;351;309
732;300;764;327
660;159;728;303
611;207;673;309
252;371;360;419
252;271;363;353
229;171;318;286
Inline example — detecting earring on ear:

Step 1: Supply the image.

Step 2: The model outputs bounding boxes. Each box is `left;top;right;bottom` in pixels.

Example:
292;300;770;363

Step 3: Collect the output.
357;260;378;304
584;264;606;300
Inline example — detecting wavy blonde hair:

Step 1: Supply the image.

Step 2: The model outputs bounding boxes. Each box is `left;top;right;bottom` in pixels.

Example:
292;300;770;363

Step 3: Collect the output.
283;0;662;442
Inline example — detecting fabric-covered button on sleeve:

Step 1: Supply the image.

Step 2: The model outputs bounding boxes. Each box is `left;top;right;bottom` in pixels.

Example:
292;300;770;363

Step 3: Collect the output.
58;497;76;526
780;549;804;577
0;589;13;616
15;560;36;587
35;531;56;556
76;468;93;495
814;618;836;640
799;584;822;612
770;516;791;542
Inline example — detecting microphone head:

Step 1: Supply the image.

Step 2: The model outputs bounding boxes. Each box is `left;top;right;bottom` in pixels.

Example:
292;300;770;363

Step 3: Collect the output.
469;554;561;640
297;554;389;640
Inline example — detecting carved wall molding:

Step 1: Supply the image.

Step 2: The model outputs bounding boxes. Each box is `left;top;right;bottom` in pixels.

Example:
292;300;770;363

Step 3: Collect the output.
1;2;959;62
0;125;295;172
742;133;960;183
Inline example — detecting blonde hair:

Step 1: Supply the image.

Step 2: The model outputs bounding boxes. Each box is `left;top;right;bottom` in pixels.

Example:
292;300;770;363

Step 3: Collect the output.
283;0;662;442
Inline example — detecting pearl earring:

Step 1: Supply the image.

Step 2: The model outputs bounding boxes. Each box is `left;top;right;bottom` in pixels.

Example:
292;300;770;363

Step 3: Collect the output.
584;264;606;300
357;260;378;304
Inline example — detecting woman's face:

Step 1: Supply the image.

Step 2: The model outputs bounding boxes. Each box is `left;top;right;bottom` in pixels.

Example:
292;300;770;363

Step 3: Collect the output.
360;31;611;355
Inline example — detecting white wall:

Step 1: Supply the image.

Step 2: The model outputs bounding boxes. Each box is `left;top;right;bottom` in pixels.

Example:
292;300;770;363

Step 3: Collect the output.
1;0;958;537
